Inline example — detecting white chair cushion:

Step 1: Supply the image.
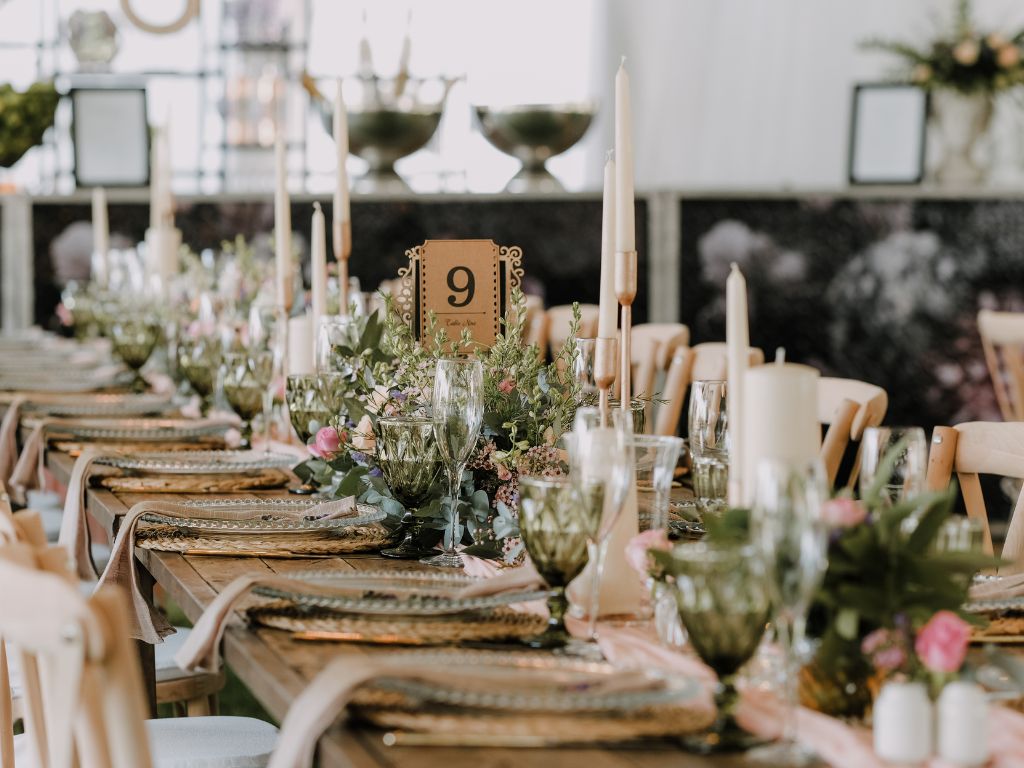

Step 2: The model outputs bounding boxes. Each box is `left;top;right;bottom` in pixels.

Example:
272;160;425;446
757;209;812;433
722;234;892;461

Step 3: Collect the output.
14;717;278;768
155;627;191;673
36;507;62;541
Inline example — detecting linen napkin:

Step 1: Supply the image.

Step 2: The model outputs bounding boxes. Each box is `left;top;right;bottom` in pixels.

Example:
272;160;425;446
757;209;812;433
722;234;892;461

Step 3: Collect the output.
58;446;123;580
103;496;356;644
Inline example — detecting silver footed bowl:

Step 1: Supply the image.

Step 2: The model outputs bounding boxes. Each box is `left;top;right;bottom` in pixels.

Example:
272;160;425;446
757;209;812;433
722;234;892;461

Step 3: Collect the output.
474;103;596;193
318;76;454;193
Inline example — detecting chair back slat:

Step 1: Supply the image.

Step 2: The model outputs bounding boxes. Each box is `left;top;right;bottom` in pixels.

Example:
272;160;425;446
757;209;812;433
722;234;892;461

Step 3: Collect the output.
979;309;1024;421
546;304;599;362
820;399;859;487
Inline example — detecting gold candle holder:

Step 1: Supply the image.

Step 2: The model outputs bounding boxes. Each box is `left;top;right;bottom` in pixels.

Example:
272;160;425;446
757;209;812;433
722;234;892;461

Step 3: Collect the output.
593;336;618;424
615;249;638;411
334;219;352;314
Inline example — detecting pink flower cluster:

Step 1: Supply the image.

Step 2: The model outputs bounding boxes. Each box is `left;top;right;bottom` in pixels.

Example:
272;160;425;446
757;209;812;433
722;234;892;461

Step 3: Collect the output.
309;425;345;459
821;497;867;528
915;610;971;674
625;529;671;578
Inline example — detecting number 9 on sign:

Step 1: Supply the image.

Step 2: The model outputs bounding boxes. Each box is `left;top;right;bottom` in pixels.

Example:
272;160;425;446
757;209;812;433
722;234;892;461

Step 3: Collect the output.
446;266;475;307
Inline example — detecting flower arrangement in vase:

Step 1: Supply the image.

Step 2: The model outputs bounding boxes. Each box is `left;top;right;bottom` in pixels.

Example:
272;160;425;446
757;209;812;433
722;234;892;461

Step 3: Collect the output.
294;290;582;563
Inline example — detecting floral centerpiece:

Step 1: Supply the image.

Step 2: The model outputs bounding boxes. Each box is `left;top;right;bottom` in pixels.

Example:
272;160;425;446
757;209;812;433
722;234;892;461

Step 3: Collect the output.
644;449;997;717
294;290;581;563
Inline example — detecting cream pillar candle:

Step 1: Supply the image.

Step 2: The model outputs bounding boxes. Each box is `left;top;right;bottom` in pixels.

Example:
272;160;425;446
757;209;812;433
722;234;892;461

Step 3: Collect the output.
726;263;749;506
597;152;617;338
332;80;352;261
287;314;314;376
91;187;109;286
144;226;181;298
741;362;820;506
274;129;293;312
310;203;328;336
614;58;635;253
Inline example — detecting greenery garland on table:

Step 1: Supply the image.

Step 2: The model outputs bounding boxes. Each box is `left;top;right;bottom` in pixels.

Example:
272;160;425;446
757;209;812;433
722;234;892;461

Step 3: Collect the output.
294;290;581;563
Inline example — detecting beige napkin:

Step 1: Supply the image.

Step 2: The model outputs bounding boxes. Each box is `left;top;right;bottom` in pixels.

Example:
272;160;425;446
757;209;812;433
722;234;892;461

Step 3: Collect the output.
455;558;544;598
0;396;26;487
103;499;352;651
59;446;122;581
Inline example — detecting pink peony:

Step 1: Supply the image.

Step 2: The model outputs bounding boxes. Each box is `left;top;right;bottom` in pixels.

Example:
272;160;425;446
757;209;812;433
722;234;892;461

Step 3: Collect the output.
915;611;972;674
498;378;515;395
821;497;867;528
861;628;907;672
314;426;342;458
625;529;671;578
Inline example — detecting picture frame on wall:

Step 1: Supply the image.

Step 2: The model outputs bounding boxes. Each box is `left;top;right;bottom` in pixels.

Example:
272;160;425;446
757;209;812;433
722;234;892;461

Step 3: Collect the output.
71;87;150;187
848;83;928;185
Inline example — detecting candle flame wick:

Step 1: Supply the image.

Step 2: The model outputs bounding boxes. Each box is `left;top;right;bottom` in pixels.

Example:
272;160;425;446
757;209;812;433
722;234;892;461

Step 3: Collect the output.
619;55;627;69
606;148;614;162
775;347;786;365
313;201;322;214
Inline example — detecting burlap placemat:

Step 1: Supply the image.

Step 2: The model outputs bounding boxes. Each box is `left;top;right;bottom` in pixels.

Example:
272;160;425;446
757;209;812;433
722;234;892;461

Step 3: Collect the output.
248;602;547;645
95;468;290;493
135;522;392;557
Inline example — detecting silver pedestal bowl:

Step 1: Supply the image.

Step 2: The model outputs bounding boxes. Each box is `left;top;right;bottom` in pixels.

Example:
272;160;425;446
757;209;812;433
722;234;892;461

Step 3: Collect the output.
474;103;596;193
318;76;453;194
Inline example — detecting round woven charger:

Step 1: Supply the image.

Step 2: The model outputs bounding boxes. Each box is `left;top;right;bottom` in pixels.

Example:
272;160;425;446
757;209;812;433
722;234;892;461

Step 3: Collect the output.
136;523;392;556
357;704;713;741
97;468;290;493
248;602;547;645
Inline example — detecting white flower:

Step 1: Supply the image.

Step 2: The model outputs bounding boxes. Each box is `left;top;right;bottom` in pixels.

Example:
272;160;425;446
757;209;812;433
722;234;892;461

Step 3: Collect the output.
953;38;980;66
352;414;376;452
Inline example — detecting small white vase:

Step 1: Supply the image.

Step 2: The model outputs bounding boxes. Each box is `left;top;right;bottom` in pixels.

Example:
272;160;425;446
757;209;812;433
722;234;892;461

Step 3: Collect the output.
931;89;994;185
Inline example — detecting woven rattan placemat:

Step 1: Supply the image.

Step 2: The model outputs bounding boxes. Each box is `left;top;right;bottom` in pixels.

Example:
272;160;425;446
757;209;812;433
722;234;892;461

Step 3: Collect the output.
96;468;290;493
135;522;391;557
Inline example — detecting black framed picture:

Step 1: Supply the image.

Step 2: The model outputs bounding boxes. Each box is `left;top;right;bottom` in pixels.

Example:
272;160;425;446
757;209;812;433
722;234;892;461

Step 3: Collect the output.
848;83;928;185
71;87;150;187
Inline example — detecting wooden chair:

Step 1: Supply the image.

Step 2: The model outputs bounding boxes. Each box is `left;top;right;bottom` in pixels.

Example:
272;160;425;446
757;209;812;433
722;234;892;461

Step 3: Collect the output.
926;421;1024;567
0;541;278;768
546;304;599;362
654;342;765;437
979;309;1024;421
630;324;690;430
522;294;549;353
817;377;888;488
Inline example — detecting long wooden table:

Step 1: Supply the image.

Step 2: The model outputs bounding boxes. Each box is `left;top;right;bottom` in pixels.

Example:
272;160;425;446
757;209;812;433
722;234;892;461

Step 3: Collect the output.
47;449;746;768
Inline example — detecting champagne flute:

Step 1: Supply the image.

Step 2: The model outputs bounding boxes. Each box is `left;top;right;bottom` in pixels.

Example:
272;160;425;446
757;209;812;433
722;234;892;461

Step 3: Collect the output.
859;426;927;506
423;358;483;569
570;406;633;639
674;541;771;754
747;459;830;767
688;379;729;516
249;304;283;453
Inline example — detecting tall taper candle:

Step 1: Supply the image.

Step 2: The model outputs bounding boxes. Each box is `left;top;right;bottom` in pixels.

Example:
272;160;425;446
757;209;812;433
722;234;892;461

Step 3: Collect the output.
149;127;162;231
614;58;635;253
597;151;617;339
310;202;327;330
274;129;293;312
91;187;109;286
332;79;352;261
726;263;749;506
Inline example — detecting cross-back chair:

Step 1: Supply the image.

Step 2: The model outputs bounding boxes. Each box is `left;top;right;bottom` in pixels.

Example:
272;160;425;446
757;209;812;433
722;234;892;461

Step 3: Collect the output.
629;324;690;430
817;377;888;488
979;309;1024;421
546;304;599;363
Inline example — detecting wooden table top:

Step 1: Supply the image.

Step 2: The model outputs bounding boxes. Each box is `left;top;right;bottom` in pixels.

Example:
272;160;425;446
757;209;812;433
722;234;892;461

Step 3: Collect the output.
47;450;746;768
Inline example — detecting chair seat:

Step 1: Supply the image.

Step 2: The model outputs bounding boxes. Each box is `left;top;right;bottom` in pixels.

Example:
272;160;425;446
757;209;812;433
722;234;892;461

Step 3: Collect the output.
14;716;277;768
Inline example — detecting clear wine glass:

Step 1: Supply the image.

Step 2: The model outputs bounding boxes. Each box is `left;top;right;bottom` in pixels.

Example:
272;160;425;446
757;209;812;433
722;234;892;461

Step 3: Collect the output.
422;358;484;569
688;379;729;516
747;459;830;767
570;406;633;639
859;426;928;506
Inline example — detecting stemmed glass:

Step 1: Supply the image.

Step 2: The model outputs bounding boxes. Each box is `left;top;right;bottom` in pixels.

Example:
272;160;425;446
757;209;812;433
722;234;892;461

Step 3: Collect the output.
315;316;358;427
570;406;633;639
423;358;484;569
178;336;221;415
747;459;830;767
223;349;274;447
859;426;928;506
688;379;729;516
518;475;602;648
248;305;283;453
110;314;161;392
285;374;331;494
673;540;771;754
375;416;441;559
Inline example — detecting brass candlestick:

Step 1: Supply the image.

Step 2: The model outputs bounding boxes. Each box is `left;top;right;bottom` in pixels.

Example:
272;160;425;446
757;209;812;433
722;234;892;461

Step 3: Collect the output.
593;336;617;425
334;219;352;314
615;249;638;411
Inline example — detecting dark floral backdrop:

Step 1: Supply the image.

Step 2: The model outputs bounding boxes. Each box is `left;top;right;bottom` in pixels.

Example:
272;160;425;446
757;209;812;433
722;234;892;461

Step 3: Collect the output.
680;198;1024;429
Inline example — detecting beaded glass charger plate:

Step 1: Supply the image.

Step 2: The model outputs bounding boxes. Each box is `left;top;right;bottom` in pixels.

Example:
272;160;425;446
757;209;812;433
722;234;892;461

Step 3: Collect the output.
97;450;294;474
964;596;1024;614
141;499;386;535
30;394;174;417
280;568;483;595
364;650;700;712
252;579;551;616
47;418;231;441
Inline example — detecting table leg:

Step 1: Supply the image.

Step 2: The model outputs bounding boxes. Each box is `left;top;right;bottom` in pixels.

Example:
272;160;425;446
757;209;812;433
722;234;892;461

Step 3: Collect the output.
137;564;157;717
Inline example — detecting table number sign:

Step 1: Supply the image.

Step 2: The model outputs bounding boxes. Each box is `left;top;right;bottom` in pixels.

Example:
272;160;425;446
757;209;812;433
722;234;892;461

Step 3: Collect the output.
395;239;523;349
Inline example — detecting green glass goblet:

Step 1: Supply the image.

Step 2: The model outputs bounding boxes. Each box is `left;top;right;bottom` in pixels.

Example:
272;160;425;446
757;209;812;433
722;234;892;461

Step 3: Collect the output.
518;475;602;649
178;337;220;415
110;316;160;392
285;374;332;494
315;371;350;427
672;541;771;754
223;350;272;447
375;416;441;559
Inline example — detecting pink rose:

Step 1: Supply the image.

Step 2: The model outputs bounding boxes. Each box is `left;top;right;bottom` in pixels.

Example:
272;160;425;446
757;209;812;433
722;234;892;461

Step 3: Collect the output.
915;611;972;674
314;426;341;458
625;529;671;578
498;378;515;395
861;628;907;672
821;497;867;528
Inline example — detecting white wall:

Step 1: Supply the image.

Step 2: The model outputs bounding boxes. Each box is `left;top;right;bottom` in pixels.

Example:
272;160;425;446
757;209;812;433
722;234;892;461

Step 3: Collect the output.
591;0;1024;191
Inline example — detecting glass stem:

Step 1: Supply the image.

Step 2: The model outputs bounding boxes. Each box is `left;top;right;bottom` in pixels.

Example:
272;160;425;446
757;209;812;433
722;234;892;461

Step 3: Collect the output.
445;464;464;555
587;538;609;640
262;390;273;454
777;613;800;745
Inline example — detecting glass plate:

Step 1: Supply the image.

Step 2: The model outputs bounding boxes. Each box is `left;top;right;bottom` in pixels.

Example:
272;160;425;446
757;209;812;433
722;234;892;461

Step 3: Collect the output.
252;581;551;616
141;501;386;534
97;450;294;474
280;568;481;595
964;596;1024;614
31;395;174;417
368;650;699;712
47;418;230;441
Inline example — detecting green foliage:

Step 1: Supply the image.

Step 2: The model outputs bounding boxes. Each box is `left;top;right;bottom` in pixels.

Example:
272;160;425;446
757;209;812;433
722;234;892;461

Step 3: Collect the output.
0;82;59;168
